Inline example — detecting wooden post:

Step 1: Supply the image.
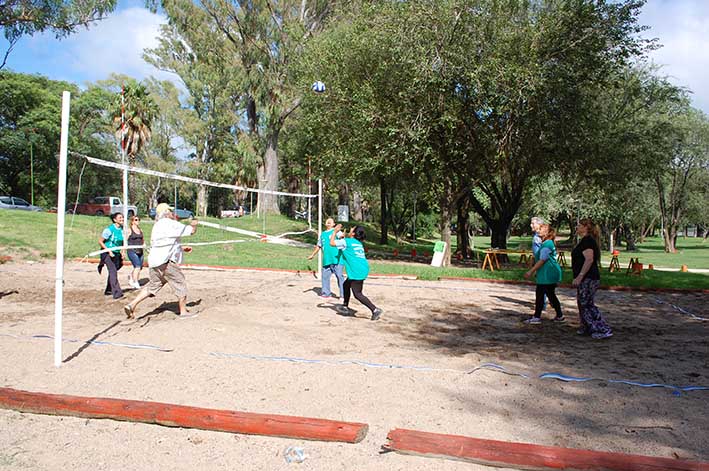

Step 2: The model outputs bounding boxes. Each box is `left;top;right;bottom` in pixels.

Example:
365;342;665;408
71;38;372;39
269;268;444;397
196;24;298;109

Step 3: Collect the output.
384;428;709;471
0;387;368;443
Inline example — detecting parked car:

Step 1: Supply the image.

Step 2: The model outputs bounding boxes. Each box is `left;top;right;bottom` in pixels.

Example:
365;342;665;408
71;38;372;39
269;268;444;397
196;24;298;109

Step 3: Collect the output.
148;207;194;220
220;206;248;218
67;196;137;217
0;196;43;211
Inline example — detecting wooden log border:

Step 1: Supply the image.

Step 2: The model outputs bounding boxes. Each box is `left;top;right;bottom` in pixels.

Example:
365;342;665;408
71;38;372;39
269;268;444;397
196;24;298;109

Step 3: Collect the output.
384;428;709;471
0;387;368;443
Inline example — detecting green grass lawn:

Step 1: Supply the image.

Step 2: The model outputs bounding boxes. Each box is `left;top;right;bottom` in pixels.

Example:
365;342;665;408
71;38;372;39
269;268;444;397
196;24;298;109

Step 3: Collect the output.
1;209;707;290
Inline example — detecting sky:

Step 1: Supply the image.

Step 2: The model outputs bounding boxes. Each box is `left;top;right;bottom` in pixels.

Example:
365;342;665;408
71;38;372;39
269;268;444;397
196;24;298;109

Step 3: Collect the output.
1;0;709;114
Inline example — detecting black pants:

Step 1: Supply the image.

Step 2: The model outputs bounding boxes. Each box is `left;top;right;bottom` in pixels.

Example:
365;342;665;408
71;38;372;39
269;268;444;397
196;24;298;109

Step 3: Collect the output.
343;279;376;313
100;252;123;299
534;283;562;318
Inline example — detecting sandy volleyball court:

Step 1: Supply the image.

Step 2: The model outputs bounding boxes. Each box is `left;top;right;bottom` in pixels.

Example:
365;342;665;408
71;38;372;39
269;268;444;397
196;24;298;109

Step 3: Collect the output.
0;260;707;470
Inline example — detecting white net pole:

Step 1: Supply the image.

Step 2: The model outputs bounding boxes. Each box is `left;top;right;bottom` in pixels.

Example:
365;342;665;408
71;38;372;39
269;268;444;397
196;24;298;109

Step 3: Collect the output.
54;91;71;367
121;87;129;248
317;178;322;280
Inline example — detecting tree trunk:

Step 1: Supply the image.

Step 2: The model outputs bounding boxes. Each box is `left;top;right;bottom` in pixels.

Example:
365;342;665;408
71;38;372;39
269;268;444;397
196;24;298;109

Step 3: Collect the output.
456;196;472;258
286;175;299;218
663;226;678;253
439;198;453;268
259;129;281;214
352;191;363;221
623;224;637;252
196;185;209;217
379;178;388;245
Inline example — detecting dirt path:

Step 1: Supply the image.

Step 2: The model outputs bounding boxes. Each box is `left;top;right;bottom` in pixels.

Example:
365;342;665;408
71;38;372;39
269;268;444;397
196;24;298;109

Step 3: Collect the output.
1;261;707;470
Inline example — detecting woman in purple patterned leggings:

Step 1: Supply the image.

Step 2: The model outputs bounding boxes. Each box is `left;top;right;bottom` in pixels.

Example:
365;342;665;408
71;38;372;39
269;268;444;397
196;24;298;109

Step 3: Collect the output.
571;219;612;339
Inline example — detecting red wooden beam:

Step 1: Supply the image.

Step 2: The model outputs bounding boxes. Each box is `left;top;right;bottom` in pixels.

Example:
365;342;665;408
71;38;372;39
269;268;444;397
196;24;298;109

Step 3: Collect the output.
0;387;368;443
384;428;709;471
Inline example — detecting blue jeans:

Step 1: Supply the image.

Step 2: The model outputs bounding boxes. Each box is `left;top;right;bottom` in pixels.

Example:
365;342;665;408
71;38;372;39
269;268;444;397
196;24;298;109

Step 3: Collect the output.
322;264;345;297
127;250;144;268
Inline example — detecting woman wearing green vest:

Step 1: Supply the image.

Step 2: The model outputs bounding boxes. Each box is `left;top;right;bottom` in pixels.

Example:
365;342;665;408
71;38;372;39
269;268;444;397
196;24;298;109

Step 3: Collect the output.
98;212;125;299
330;224;383;321
307;218;345;299
523;224;564;324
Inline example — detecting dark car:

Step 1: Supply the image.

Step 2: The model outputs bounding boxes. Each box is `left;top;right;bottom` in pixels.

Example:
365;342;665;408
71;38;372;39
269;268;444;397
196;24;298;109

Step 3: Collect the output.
0;196;43;211
148;207;195;220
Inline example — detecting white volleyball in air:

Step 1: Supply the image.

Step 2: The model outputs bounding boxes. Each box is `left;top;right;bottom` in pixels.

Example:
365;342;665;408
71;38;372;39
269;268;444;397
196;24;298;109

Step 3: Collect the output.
311;81;326;93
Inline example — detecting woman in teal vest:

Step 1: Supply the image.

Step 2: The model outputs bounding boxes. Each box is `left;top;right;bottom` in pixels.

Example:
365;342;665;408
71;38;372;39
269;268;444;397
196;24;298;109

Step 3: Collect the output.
98;212;125;299
523;224;564;324
329;224;383;321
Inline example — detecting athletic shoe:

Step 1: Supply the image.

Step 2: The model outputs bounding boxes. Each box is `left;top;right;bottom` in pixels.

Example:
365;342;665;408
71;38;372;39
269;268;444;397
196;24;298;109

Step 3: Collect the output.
123;304;135;319
592;331;613;340
577;328;590;336
523;317;542;324
336;304;354;316
178;312;199;319
552;315;566;323
319;294;332;300
371;308;383;321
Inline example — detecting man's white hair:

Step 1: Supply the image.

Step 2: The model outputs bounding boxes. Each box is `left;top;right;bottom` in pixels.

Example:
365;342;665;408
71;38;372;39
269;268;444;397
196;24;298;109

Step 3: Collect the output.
156;211;172;220
531;217;545;225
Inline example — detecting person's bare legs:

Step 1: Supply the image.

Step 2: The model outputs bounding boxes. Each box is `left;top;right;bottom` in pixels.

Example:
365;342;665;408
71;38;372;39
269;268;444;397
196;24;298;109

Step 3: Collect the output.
124;288;150;319
131;267;141;285
178;296;189;315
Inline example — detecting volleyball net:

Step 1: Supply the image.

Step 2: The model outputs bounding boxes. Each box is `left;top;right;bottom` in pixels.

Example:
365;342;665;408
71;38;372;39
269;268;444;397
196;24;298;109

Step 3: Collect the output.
64;151;321;260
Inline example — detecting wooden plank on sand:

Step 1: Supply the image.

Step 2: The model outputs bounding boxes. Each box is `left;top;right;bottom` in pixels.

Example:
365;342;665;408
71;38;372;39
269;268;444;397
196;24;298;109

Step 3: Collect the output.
384;428;709;471
0;387;368;443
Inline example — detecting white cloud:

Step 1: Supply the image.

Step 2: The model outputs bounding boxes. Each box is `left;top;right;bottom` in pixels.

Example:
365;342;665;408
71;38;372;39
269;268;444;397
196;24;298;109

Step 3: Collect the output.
639;0;709;113
22;7;177;87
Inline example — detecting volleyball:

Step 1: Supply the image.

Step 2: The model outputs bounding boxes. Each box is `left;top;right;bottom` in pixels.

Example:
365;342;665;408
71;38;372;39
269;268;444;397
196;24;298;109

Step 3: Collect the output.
311;81;326;93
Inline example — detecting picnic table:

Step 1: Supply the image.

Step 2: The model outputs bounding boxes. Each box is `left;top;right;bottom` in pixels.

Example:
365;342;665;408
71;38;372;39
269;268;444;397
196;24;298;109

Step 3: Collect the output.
482;249;534;272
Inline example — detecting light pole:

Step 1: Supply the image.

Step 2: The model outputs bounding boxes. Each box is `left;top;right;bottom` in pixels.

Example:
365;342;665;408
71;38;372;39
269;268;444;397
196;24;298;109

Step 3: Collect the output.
23;128;37;206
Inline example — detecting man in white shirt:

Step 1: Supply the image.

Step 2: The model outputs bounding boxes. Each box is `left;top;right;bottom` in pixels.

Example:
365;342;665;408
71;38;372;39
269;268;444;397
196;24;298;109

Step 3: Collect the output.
124;203;198;319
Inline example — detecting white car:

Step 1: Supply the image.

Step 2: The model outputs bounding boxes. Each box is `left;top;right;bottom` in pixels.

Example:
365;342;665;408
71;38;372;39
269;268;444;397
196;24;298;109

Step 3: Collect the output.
0;196;43;211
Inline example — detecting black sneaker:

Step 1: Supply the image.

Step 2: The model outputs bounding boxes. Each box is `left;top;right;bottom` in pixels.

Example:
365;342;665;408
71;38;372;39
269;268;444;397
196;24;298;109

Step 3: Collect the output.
553;315;566;323
371;308;383;321
336;305;355;316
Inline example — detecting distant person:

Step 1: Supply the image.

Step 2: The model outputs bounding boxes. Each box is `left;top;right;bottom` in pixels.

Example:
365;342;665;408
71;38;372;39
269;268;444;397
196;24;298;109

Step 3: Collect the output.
572;219;612;339
307;217;345;299
530;216;547;310
330;224;383;321
123;203;198;319
126;215;144;289
98;212;125;299
523;224;564;324
530;217;544;256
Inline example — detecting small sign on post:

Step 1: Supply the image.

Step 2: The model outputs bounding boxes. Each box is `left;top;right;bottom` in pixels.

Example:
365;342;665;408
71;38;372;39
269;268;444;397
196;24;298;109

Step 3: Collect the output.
430;241;447;267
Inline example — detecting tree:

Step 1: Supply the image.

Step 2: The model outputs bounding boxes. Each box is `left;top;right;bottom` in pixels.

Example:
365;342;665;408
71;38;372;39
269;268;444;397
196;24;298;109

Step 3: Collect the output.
655;108;709;252
181;0;333;214
112;80;158;197
0;0;117;68
145;0;242;217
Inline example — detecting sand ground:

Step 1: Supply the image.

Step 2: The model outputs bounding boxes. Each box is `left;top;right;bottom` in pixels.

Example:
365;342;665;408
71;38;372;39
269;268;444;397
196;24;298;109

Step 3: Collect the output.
0;260;707;470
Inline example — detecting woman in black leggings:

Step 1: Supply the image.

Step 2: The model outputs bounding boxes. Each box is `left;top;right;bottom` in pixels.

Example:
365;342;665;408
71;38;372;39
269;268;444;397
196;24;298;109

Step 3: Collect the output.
330;224;383;321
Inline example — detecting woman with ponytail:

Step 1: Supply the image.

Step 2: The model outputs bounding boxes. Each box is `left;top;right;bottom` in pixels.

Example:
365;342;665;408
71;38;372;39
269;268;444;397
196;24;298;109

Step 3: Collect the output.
572;219;612;339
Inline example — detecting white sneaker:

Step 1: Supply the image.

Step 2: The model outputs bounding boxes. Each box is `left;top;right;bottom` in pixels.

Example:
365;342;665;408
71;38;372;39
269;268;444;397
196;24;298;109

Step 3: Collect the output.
131;280;141;289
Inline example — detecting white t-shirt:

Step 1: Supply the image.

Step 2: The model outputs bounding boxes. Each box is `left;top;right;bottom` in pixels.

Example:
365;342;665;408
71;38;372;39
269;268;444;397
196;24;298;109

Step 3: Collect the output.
148;218;194;267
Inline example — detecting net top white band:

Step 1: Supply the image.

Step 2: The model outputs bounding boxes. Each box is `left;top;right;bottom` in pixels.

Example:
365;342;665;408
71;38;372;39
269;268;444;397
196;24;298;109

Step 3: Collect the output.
70;152;318;199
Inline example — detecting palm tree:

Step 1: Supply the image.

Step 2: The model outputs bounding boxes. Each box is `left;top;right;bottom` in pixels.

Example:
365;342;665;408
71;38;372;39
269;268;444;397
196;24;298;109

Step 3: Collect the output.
113;82;158;201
